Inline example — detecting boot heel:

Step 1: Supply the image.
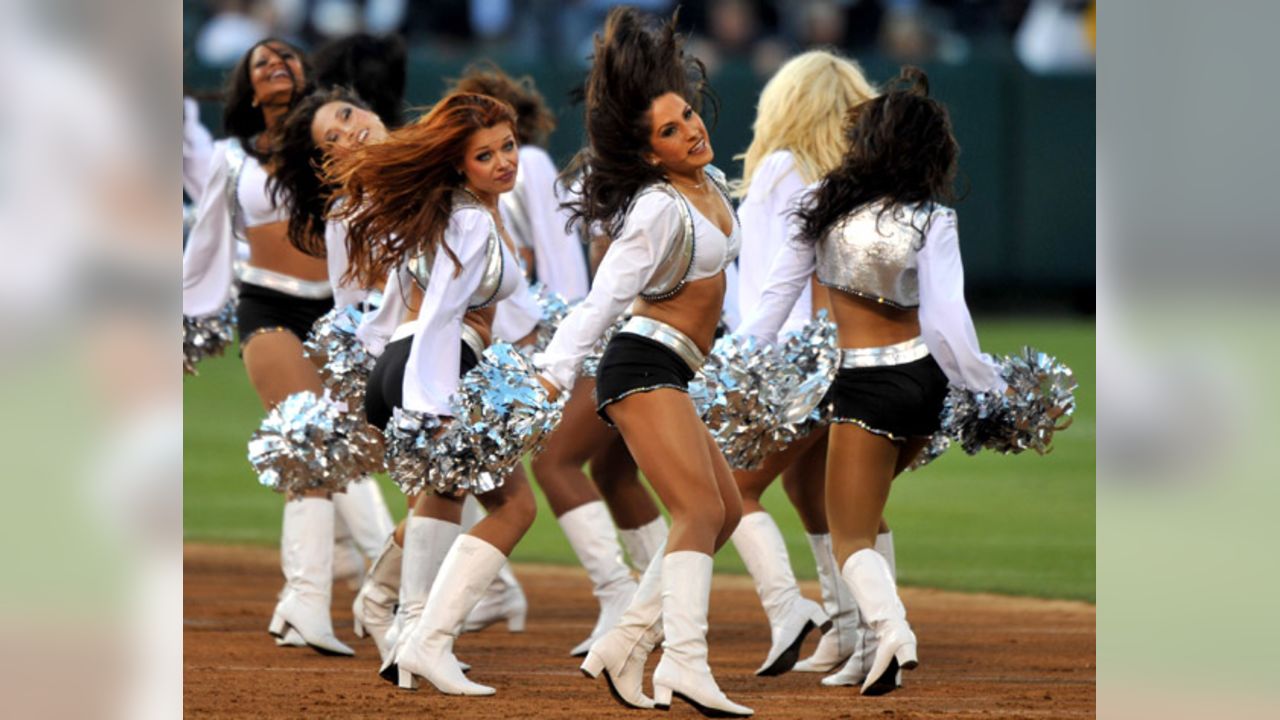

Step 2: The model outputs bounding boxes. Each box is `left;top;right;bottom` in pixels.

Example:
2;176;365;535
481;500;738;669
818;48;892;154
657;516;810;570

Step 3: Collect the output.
353;616;367;638
507;607;527;633
895;642;918;670
653;684;673;710
268;612;286;638
397;667;420;690
580;652;605;679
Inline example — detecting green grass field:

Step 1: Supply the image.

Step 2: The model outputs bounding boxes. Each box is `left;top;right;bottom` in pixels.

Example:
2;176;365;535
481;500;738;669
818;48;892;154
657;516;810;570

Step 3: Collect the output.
184;317;1094;602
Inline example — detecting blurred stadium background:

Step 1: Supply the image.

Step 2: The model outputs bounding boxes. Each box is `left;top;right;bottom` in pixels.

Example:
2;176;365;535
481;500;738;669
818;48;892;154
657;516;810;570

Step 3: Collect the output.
183;0;1094;602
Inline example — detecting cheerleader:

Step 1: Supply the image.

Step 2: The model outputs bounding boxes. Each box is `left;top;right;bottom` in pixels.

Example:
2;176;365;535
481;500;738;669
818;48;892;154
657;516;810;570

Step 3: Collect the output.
327;92;541;696
728;50;887;679
739;67;1008;696
534;8;751;717
449;63;669;655
182;39;391;656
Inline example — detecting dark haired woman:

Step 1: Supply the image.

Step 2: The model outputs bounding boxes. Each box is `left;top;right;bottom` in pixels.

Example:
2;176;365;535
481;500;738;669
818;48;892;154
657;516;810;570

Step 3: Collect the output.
740;68;1008;696
183;39;391;656
447;62;670;657
534;7;750;717
328;92;542;696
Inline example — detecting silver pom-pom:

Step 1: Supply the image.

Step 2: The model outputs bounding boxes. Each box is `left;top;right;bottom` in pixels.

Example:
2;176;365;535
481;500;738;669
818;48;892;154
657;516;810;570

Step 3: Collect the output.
304;303;378;408
907;433;952;471
183;299;237;375
691;334;786;470
940;346;1077;456
581;315;628;379
385;343;566;496
771;313;840;445
248;391;384;494
529;282;572;354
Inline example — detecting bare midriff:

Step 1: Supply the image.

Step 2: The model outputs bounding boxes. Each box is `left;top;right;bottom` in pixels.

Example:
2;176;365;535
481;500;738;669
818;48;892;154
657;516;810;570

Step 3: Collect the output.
828;289;921;350
245;221;328;281
632;272;726;356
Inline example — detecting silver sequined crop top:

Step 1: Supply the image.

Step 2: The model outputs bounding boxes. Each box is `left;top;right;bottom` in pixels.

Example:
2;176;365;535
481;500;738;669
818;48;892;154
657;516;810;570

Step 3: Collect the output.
816;201;953;309
409;190;510;311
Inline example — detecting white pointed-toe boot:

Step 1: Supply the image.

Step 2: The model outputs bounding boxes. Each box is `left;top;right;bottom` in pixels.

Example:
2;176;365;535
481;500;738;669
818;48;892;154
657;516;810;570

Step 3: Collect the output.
580;540;667;709
352;534;402;661
268;498;355;656
822;532;899;687
841;548;917;696
561;501;639;656
618;516;668;573
334;476;395;559
380;515;460;678
794;533;861;673
390;534;508;695
651;551;753;717
331;510;366;590
732;512;829;676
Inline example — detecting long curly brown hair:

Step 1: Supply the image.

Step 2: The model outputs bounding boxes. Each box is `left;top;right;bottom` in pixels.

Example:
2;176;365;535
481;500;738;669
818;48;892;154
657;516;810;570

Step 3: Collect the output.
794;67;958;245
448;61;556;147
268;86;369;257
325;92;518;288
560;6;716;239
222;38;311;162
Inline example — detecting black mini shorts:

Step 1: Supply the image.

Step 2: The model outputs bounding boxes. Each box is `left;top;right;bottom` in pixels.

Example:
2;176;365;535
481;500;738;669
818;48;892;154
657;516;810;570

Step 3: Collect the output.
364;336;480;430
236;282;334;346
827;355;949;442
594;333;697;425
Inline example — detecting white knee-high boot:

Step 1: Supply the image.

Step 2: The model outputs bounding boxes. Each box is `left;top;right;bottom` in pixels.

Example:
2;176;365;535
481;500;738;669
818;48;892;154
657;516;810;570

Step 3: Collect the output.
618;516;668;573
560;501;639;656
822;531;898;687
382;515;460;671
651;551;753;717
352;534;402;661
731;512;828;676
333;477;395;559
389;534;508;695
794;532;862;672
269;498;354;656
331;507;366;589
460;495;527;632
580;540;666;709
841;548;917;696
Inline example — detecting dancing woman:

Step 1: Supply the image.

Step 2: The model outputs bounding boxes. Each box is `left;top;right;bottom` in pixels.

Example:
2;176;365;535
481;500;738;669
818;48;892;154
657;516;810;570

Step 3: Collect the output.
740;68;1008;695
327;92;541;696
534;7;751;717
449;62;667;655
727;50;888;680
183;39;391;656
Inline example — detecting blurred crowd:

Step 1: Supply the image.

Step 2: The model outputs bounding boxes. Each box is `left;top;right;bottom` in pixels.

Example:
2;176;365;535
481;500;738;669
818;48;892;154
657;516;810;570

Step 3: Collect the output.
188;0;1095;76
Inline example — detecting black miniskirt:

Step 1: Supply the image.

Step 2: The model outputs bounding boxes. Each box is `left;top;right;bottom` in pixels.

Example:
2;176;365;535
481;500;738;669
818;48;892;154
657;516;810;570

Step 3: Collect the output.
237;282;334;346
364;336;480;430
594;333;697;425
827;355;949;442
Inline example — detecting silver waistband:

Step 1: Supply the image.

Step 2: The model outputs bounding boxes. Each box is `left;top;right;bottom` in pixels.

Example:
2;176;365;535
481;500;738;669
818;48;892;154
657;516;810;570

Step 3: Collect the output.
460;324;486;358
238;265;334;299
839;337;929;369
619;316;706;372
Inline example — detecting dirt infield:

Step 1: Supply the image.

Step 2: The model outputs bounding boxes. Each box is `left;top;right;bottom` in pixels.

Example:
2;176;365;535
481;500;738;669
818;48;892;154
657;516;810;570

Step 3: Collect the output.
184;543;1094;719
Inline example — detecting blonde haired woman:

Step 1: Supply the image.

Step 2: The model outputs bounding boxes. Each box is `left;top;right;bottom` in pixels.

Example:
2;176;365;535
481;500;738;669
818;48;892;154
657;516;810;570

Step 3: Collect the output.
728;50;892;685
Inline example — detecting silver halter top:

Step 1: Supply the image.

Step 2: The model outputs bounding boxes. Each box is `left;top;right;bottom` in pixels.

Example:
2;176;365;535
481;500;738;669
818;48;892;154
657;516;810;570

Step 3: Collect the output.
630;165;735;301
816;201;951;309
409;190;506;310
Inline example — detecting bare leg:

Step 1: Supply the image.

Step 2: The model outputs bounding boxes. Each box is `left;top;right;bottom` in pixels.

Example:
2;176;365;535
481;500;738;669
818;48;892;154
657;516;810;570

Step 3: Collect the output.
781;429;830;534
530;377;611;517
589;436;659;529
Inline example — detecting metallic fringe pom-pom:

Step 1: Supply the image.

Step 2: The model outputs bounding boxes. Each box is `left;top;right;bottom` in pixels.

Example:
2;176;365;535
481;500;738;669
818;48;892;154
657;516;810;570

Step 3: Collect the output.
581;316;628;379
940;346;1077;456
529;282;572;354
384;343;566;496
183;299;237;375
691;334;786;470
248;391;384;494
907;433;952;471
303;302;378;408
771;313;840;445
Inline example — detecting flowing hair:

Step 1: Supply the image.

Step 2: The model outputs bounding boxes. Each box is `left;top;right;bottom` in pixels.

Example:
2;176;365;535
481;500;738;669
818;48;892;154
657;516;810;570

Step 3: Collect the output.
733;50;877;198
448;61;556;147
269;86;369;257
795;67;959;245
560;6;717;238
222;38;310;162
326;92;518;288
